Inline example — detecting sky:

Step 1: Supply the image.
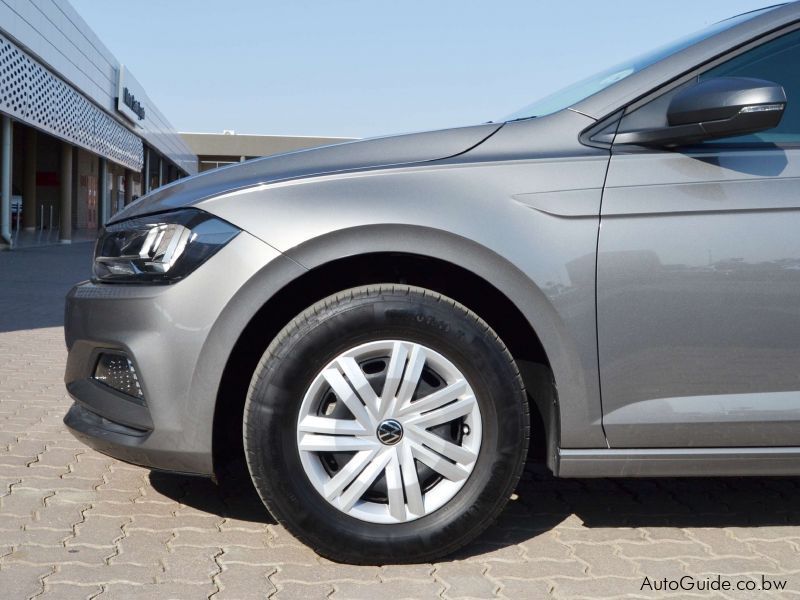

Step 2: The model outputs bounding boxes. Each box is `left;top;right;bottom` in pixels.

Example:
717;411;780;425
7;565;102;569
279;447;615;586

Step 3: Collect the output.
69;0;783;139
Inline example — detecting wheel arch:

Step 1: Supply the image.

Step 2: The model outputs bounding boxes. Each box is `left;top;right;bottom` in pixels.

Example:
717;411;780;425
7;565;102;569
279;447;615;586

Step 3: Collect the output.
210;225;569;475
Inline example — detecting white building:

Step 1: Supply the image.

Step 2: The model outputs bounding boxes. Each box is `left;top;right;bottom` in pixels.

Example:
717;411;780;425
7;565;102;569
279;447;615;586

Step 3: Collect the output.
0;0;197;248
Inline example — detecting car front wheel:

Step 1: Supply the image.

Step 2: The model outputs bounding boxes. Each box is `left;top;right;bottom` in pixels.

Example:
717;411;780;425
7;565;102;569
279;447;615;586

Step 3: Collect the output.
243;285;529;564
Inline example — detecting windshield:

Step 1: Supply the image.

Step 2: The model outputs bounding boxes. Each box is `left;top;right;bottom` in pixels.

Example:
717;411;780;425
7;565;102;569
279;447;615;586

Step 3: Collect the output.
503;6;779;121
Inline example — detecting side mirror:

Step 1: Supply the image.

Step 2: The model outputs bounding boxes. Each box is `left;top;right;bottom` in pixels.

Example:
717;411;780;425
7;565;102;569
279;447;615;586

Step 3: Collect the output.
614;77;786;147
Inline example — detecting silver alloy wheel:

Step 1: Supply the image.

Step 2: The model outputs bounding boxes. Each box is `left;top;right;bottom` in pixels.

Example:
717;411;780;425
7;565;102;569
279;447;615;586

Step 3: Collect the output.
296;340;483;524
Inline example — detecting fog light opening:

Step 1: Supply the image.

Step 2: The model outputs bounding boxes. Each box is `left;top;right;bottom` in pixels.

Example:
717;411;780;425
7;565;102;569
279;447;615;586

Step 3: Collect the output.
93;353;144;403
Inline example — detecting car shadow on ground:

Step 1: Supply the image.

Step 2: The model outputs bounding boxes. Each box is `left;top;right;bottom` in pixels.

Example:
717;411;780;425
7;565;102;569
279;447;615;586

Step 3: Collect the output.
150;459;277;525
150;453;800;560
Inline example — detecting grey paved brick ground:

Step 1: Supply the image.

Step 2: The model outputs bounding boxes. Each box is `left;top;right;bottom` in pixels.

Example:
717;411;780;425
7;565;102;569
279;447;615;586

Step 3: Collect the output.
1;244;800;599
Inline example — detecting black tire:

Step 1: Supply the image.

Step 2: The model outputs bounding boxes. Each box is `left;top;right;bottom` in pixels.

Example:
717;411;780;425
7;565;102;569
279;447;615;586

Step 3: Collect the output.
243;284;529;564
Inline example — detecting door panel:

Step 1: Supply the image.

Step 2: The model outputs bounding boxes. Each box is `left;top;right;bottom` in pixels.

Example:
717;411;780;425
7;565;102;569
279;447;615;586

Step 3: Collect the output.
598;148;800;447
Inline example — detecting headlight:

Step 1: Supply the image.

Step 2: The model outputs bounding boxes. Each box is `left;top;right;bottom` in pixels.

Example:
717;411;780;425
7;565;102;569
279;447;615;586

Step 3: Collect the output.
93;209;240;283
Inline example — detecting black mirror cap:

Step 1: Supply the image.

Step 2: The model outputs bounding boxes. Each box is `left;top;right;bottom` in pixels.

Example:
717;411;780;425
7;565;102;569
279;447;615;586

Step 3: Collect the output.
668;76;787;126
613;76;787;147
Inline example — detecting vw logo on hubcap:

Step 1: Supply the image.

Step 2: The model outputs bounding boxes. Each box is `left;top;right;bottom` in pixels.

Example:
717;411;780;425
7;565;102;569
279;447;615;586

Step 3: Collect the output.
376;419;403;445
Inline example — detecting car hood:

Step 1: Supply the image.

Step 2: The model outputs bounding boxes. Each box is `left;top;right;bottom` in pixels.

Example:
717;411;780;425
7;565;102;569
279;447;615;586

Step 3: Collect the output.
111;122;502;223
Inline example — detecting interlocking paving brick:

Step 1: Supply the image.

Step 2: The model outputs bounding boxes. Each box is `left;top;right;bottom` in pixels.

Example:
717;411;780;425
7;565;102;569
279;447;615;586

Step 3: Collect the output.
495;578;553;600
160;546;221;583
3;439;47;458
3;544;110;566
1;486;52;515
632;557;687;581
551;575;643;598
616;540;709;560
746;539;800;571
729;525;800;541
212;563;276;599
18;527;75;546
332;579;446;600
274;562;381;583
46;563;157;586
263;543;324;566
33;448;82;469
273;581;334;600
0;563;53;599
639;527;693;542
32;499;90;530
95;582;216;599
128;514;221;531
569;543;639;577
455;542;525;564
680;556;785;576
38;583;103;599
379;563;435;581
219;516;269;532
0;514;29;530
110;530;172;565
218;545;309;566
519;532;573;561
686;528;756;557
171;528;269;548
2;243;800;600
437;561;498;599
489;558;587;579
557;527;645;544
68;514;129;548
66;455;112;480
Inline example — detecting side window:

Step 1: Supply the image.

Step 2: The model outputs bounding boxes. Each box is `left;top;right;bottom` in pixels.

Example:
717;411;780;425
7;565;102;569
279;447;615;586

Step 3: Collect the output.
699;29;800;144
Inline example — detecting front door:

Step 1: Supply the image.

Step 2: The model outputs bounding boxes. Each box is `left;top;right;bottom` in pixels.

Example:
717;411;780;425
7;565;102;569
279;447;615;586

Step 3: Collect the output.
598;28;800;448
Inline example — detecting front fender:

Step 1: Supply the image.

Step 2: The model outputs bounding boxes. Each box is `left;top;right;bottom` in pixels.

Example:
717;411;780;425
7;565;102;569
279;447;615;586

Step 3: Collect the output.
198;152;608;450
283;224;602;450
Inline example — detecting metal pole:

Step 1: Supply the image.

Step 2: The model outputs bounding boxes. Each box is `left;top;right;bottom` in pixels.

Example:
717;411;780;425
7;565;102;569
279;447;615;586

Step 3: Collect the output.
143;147;150;194
23;127;36;230
12;191;18;244
124;169;133;206
39;204;43;231
1;115;12;248
98;158;108;226
59;142;72;243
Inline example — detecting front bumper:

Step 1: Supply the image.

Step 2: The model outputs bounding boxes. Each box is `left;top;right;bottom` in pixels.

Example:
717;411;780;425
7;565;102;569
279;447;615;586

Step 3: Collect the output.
63;231;289;475
63;402;195;474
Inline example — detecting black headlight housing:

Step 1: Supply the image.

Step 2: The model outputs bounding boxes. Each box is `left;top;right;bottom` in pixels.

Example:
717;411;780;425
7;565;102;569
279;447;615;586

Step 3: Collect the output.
93;209;240;284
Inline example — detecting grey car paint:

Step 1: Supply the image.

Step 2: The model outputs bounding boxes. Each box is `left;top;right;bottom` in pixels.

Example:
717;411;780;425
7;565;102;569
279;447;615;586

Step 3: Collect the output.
199;109;608;450
65;233;302;474
598;147;800;449
64;2;800;479
111;123;503;223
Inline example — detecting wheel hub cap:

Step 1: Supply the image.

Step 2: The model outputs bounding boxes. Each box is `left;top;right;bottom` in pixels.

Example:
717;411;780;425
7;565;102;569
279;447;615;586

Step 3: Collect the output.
296;340;483;524
376;419;403;445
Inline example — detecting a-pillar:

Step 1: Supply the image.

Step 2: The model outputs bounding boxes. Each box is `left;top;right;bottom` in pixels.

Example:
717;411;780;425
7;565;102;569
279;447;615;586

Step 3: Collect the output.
59;142;72;244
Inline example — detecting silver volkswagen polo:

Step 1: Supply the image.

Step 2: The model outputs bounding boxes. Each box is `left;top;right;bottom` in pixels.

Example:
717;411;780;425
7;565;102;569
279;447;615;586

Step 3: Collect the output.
64;4;800;564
